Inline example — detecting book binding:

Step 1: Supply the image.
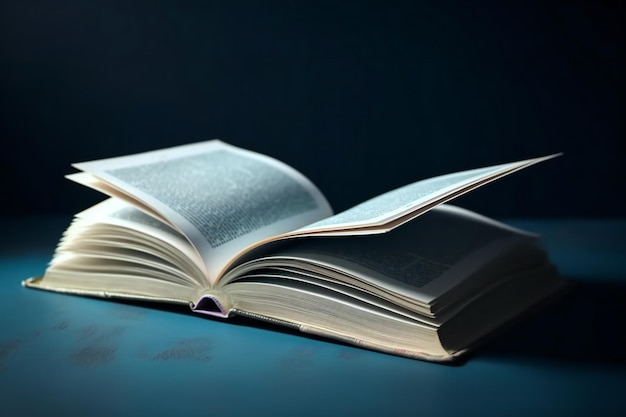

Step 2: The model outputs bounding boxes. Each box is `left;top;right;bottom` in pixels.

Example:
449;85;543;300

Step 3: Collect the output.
192;294;229;318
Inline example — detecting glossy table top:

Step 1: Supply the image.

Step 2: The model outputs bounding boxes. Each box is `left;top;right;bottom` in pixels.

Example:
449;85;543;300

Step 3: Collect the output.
1;216;625;416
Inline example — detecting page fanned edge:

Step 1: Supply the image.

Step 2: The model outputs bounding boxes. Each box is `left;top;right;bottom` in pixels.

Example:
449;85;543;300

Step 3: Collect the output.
22;276;192;307
230;309;464;363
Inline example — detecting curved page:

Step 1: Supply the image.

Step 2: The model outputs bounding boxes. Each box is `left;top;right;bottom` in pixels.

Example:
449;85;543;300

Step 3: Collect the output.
297;154;560;235
70;140;333;285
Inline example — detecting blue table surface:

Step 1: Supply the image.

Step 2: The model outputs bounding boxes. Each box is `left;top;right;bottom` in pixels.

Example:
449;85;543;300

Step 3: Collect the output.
1;216;625;417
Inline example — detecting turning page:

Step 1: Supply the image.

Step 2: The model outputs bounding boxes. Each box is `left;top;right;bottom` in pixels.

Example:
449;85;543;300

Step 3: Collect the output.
297;154;560;236
68;140;333;284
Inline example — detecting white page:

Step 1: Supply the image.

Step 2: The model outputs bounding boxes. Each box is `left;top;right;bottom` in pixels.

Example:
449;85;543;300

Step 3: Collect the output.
70;140;333;285
264;205;537;305
298;154;559;235
70;198;207;283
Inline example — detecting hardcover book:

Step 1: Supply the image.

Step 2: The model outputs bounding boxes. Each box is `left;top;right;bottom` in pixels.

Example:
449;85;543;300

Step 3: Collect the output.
24;140;565;362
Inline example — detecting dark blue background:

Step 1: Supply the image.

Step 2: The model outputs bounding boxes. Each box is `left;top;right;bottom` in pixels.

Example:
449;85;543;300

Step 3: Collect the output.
1;0;623;217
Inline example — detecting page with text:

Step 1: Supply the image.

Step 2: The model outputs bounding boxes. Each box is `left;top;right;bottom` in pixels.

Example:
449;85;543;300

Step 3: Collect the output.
70;140;333;285
296;154;559;236
253;205;537;314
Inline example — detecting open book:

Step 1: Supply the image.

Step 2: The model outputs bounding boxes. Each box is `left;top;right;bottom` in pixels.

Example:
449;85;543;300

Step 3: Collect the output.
24;140;566;362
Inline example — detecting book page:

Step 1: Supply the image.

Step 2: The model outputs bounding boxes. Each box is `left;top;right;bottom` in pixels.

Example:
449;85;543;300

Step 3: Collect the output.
69;198;207;284
232;205;539;314
296;154;559;235
70;140;333;285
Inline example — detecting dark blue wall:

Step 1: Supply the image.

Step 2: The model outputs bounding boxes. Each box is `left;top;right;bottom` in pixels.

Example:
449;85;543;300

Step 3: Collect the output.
1;1;623;217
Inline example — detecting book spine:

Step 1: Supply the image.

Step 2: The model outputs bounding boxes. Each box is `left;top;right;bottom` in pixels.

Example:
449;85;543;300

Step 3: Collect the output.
191;294;229;318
